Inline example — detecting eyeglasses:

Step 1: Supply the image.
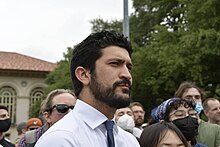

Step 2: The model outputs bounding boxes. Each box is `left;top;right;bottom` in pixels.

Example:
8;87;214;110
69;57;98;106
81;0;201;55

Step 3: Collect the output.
50;104;74;114
169;109;197;118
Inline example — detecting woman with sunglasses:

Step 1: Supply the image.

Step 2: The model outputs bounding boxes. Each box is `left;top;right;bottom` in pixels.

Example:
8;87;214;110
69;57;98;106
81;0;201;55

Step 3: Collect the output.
148;98;207;147
18;89;76;147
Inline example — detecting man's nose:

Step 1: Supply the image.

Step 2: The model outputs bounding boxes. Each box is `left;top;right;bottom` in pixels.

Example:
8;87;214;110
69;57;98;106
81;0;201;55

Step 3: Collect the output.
120;65;132;80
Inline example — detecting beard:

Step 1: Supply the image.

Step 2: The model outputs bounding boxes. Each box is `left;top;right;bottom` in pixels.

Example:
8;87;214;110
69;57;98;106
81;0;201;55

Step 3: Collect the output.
135;118;144;127
90;72;131;109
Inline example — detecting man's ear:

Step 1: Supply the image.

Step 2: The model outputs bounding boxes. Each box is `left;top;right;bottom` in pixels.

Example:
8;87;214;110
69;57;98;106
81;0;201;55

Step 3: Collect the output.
75;66;90;85
43;112;51;124
203;110;208;117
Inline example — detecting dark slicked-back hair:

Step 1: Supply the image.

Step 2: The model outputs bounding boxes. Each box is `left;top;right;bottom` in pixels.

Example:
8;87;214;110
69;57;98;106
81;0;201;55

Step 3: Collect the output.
139;121;189;147
70;30;132;97
175;81;203;98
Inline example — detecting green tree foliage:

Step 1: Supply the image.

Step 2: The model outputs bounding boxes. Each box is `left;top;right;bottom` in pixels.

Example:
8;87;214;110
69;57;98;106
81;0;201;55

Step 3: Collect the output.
131;0;220;119
90;18;122;33
29;100;43;118
45;47;73;93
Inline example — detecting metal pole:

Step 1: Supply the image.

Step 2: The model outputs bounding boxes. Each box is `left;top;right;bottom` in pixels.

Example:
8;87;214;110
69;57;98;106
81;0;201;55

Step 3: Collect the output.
123;0;129;40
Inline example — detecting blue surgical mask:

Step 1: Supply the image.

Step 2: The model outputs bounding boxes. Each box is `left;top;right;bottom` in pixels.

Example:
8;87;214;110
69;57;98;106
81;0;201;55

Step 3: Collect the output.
195;102;203;114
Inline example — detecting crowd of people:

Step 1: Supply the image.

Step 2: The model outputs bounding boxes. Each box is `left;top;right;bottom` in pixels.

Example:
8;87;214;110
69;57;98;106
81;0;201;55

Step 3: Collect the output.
0;30;219;147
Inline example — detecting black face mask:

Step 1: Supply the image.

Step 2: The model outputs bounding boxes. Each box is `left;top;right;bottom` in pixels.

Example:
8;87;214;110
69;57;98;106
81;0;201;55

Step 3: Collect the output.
172;116;198;141
0;118;11;132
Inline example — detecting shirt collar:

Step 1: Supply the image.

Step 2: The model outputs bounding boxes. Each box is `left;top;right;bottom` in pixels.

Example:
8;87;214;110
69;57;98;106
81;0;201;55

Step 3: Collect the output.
73;99;118;132
74;99;107;129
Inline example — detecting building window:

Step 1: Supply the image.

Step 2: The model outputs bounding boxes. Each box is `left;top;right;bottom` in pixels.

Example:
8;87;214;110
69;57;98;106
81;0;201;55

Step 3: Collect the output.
0;86;16;123
30;87;44;108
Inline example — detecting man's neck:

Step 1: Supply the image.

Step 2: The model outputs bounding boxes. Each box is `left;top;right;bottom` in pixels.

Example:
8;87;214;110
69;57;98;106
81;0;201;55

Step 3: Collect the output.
79;92;116;120
0;132;3;140
208;119;220;125
135;125;143;130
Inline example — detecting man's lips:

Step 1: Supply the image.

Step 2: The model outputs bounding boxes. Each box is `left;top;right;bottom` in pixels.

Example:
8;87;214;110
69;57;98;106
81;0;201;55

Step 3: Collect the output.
118;84;130;89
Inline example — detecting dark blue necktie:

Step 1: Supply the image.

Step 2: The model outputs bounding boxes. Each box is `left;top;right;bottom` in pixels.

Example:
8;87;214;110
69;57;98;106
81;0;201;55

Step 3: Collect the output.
104;120;115;147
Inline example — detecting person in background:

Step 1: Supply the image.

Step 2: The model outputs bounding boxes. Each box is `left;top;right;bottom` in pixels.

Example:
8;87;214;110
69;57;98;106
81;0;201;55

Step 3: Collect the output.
26;118;42;131
203;98;220;125
0;105;15;147
35;31;140;147
129;102;146;130
115;107;133;121
18;89;76;147
139;121;189;147
175;81;220;147
175;81;204;115
115;107;142;138
150;98;207;147
14;122;27;147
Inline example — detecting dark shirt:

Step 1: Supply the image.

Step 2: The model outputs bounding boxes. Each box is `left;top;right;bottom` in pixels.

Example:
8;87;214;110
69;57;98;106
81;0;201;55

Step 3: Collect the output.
0;137;15;147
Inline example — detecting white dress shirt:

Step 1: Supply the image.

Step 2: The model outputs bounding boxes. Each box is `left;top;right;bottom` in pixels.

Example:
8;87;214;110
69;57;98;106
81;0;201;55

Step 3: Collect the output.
35;99;140;147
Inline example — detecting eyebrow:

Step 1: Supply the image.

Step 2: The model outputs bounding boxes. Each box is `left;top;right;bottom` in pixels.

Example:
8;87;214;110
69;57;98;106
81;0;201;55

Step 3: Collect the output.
110;58;132;63
108;58;133;67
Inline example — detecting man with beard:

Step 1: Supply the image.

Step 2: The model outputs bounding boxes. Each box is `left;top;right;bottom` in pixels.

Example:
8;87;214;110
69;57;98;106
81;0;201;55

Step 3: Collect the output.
35;31;140;147
0;105;15;147
129;102;145;130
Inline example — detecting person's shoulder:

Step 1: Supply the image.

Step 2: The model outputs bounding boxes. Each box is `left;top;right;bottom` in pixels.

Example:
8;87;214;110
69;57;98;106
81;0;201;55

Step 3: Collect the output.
195;143;208;147
35;128;79;147
133;127;142;138
200;120;218;127
18;135;26;146
51;111;80;131
199;121;220;136
117;126;140;146
4;138;14;144
203;121;220;128
37;114;80;141
2;138;15;147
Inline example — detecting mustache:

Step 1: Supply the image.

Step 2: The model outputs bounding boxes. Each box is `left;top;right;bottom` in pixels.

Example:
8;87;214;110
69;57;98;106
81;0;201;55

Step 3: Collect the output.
113;79;131;89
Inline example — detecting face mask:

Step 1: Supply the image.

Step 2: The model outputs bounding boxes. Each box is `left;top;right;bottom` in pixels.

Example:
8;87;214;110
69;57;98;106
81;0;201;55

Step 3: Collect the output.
172;116;198;141
195;102;203;114
116;114;135;133
0;118;11;132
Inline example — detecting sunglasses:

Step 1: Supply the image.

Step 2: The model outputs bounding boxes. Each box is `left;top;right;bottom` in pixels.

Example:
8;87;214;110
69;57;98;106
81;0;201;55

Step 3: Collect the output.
50;104;74;114
29;127;39;130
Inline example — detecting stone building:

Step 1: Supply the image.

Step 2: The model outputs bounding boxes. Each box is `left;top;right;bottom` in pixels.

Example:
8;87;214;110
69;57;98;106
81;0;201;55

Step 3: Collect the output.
0;51;57;141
